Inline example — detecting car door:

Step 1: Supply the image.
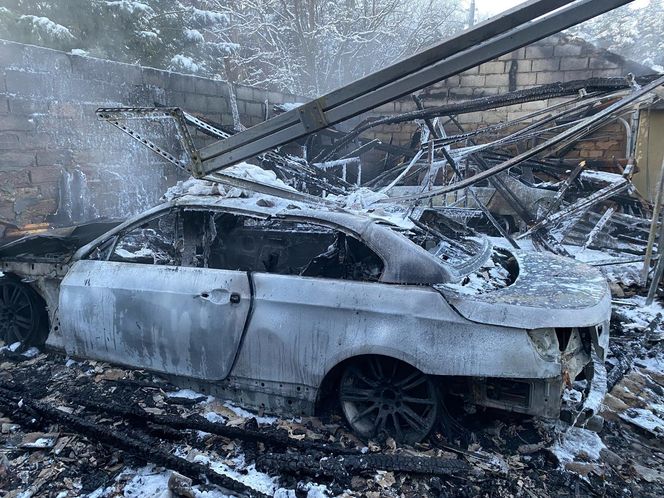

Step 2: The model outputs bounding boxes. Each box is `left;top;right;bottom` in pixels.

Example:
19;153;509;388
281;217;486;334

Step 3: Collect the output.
58;208;251;380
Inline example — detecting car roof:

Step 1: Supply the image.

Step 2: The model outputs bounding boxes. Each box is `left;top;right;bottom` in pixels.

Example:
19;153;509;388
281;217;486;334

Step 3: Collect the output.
174;194;376;234
75;193;456;285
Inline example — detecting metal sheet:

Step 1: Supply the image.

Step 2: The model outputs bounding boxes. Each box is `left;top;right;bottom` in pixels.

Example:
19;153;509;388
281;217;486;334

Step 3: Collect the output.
198;0;633;173
59;260;251;380
230;273;563;388
439;251;612;328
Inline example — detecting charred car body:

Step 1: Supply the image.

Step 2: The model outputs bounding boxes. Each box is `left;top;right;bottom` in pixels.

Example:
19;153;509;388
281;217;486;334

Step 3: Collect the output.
0;192;610;443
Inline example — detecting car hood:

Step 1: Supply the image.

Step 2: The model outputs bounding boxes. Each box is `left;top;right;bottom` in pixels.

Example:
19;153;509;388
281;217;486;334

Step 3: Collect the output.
437;250;611;329
0;220;122;262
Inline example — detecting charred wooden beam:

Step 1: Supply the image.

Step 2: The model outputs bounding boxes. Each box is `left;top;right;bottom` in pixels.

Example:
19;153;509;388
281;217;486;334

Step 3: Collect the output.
71;396;360;456
0;387;268;498
255;452;469;485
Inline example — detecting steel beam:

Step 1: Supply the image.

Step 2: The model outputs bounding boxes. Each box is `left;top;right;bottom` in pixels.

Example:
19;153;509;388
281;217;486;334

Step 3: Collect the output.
195;0;634;177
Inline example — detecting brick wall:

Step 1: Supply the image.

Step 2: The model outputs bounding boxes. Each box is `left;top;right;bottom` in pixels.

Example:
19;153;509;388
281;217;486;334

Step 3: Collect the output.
0;39;305;226
367;34;652;162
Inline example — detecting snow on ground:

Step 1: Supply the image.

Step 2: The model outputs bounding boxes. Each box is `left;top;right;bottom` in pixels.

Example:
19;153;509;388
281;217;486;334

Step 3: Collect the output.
184;452;278;496
613;295;664;332
549;425;606;466
165;388;212;401
88;464;232;497
620;408;664;436
80;385;327;497
203;411;226;424
222;402;278;425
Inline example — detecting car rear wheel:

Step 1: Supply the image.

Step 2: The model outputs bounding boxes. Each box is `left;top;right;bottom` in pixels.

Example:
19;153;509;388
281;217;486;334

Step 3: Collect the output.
0;278;47;346
339;357;439;444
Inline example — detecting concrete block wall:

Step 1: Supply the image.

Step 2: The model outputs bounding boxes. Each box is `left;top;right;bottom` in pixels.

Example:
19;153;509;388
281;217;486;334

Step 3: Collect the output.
0;39;305;226
367;34;652;163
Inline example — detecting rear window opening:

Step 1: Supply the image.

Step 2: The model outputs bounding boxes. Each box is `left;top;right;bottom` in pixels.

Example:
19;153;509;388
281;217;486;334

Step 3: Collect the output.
99;208;385;283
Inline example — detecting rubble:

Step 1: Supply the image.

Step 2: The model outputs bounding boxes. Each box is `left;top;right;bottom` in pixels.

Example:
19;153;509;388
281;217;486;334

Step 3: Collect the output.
1;2;664;495
1;299;664;498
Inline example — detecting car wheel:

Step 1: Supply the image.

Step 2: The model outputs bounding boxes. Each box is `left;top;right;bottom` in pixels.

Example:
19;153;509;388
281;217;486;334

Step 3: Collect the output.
0;278;47;346
339;357;439;444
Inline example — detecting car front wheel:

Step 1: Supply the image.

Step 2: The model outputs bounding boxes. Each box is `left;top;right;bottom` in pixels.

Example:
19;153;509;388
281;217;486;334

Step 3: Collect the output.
339;356;439;444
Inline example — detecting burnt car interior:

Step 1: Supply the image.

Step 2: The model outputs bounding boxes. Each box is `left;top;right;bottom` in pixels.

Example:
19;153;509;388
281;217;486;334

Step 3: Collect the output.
102;208;384;282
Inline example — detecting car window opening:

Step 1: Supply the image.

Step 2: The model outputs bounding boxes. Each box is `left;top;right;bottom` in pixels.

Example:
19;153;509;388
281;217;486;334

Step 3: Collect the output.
108;210;182;265
209;214;384;281
105;210;384;282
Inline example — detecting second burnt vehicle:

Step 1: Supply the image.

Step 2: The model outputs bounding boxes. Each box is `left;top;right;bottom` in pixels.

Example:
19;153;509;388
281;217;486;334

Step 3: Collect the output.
0;187;610;443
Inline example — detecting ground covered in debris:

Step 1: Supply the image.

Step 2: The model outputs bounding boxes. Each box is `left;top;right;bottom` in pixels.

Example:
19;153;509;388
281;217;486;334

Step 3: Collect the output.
0;291;662;498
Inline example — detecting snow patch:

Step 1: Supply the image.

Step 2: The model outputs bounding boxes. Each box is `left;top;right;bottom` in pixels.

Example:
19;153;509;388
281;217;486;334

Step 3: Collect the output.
19;15;74;41
138;30;158;40
223;402;277;425
163;164;297;201
186;452;277;495
550;426;605;465
21;347;40;358
615;295;664;333
184;29;204;43
327;187;388;209
203;411;226;424
580;169;625;184
166;389;211;402
170;54;200;73
223;163;297;192
65;358;81;368
104;1;153;15
620;408;664;436
191;8;228;25
6;342;21;352
437;253;510;296
163;178;222;200
117;465;170;498
279;102;305;111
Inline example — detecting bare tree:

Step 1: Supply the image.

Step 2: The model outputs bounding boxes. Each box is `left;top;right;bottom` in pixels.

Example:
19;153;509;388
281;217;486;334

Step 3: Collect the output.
205;0;465;96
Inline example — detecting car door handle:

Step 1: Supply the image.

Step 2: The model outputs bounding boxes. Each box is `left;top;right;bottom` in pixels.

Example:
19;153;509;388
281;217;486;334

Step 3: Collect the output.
230;293;241;304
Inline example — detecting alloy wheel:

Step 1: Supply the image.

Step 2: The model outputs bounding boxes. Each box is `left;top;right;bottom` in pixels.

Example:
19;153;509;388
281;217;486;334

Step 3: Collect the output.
339;357;439;444
0;280;40;344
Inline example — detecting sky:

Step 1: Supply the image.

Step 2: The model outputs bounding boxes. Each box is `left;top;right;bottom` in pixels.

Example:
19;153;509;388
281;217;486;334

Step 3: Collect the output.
473;0;652;16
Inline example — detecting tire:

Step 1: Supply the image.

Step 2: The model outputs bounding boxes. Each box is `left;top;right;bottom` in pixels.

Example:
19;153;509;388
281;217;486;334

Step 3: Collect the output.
338;356;439;444
0;276;48;346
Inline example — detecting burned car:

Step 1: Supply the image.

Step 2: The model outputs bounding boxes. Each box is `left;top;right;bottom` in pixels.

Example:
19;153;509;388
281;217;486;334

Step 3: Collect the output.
0;192;610;443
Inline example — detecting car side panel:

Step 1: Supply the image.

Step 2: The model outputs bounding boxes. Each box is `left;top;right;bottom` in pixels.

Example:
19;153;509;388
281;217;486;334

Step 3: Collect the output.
229;273;561;388
59;260;251;380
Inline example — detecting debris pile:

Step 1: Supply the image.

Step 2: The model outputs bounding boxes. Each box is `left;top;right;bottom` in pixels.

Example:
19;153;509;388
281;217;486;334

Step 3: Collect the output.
2;4;664;492
1;294;664;497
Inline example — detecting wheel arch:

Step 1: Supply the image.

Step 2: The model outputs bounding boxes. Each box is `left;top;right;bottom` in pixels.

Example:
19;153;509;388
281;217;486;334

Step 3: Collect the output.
314;351;423;415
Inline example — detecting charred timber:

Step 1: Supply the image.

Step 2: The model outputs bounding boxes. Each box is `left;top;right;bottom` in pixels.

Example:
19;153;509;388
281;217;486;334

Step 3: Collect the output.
0;387;268;498
71;396;360;456
316;75;658;162
255;452;469;485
